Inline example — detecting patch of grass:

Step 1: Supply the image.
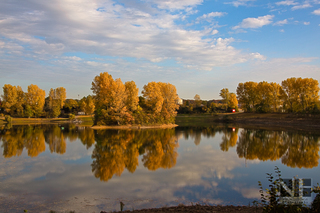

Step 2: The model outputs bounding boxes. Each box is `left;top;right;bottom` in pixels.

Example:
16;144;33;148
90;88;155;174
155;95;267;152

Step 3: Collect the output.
76;115;94;125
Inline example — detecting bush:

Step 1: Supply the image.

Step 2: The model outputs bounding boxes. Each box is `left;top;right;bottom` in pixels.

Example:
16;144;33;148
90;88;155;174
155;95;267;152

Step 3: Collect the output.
68;113;75;120
4;115;12;123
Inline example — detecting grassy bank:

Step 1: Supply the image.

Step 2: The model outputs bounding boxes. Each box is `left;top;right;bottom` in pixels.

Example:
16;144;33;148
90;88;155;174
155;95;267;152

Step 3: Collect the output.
176;112;320;132
0;115;94;125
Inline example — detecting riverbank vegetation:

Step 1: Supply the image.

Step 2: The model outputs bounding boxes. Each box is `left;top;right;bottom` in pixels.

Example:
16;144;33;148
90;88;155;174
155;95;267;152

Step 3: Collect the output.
0;72;179;126
1;77;320;126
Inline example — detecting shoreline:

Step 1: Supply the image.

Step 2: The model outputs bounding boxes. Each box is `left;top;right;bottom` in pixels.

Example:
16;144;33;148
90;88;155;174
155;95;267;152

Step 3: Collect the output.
91;124;178;129
101;204;263;213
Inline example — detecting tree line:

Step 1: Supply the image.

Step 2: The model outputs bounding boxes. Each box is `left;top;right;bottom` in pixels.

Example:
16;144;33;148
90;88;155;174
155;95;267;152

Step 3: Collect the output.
0;84;95;118
236;77;319;113
0;72;180;125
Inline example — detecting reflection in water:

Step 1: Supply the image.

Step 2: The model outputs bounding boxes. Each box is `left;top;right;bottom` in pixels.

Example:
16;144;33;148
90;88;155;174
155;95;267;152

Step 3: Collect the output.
177;126;320;169
220;128;238;152
1;124;319;178
44;125;66;154
0;124;320;212
1;125;46;157
92;129;178;181
236;129;320;168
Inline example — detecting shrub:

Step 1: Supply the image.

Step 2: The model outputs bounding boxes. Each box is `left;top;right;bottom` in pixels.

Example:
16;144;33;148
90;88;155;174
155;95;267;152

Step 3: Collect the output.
4;115;12;123
68;113;75;120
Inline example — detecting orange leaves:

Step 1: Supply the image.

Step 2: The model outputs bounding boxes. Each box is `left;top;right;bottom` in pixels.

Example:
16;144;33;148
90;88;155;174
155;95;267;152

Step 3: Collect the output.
26;84;46;116
91;72;179;125
142;82;179;123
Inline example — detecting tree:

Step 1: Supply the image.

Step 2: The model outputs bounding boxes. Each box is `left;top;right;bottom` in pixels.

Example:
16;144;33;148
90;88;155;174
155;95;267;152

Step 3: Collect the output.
91;72;133;125
256;81;272;112
270;82;283;112
142;82;179;124
194;94;201;107
219;88;230;110
125;81;139;112
229;93;238;109
79;95;95;115
2;84;18;114
236;82;258;112
26;84;46;117
142;82;164;115
64;99;79;113
91;72;114;109
281;77;299;112
296;78;319;113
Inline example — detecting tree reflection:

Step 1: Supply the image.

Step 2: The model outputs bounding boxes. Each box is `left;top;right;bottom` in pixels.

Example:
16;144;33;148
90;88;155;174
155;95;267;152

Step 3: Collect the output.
236;129;319;168
220;128;238;152
44;125;66;154
1;126;25;158
78;127;95;149
24;126;46;157
91;129;178;182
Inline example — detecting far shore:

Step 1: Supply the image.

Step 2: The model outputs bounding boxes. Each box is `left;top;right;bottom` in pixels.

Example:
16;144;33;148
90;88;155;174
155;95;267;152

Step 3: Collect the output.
91;124;178;129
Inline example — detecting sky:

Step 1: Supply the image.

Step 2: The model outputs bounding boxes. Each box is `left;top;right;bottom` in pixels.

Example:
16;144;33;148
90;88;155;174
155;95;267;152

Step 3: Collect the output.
0;0;320;100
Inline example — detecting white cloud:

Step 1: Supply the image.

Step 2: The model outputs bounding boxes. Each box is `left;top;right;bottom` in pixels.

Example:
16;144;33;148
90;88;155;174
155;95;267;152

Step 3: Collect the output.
292;3;312;10
304;21;310;25
146;0;203;10
0;0;264;76
233;15;274;29
225;0;256;7
280;29;285;32
276;0;298;6
273;19;288;26
195;12;227;23
211;29;219;35
312;8;320;14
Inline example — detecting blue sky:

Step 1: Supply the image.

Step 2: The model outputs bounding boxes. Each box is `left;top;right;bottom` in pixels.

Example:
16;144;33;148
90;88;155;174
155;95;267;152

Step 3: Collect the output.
0;0;319;100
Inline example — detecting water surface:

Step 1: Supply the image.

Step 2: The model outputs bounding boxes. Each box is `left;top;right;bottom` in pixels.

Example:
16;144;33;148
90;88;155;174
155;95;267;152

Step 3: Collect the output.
0;124;319;212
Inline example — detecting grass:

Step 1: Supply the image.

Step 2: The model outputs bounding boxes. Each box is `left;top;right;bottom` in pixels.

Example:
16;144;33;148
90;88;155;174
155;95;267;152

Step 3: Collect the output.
0;115;94;125
176;113;218;127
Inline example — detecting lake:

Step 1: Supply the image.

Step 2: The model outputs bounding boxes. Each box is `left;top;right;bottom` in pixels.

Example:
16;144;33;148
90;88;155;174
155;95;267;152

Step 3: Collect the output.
0;124;319;212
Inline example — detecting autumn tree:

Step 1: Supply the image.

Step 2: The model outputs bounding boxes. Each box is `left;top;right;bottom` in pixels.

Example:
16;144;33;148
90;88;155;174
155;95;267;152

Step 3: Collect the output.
125;81;139;112
229;93;238;110
281;77;319;113
91;72;133;125
79;95;95;115
64;99;79;113
25;84;46;117
142;82;179;124
236;82;258;112
269;82;283;112
281;77;298;112
219;88;230;110
2;84;18;114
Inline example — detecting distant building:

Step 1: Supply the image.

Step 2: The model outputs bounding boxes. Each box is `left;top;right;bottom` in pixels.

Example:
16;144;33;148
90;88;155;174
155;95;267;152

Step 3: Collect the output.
78;112;85;115
177;97;183;105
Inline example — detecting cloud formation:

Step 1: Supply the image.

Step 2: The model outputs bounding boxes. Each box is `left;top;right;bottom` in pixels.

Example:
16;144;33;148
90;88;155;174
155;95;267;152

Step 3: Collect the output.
233;15;274;29
313;8;320;15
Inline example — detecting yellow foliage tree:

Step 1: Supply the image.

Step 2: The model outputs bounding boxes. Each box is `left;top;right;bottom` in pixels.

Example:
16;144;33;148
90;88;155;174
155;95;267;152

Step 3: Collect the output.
125;81;139;112
26;84;46;117
229;93;238;109
142;82;179;123
2;84;18;114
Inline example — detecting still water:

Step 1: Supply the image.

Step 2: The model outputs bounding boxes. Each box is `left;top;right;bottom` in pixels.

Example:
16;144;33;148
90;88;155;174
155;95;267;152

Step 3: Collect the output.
0;124;319;212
